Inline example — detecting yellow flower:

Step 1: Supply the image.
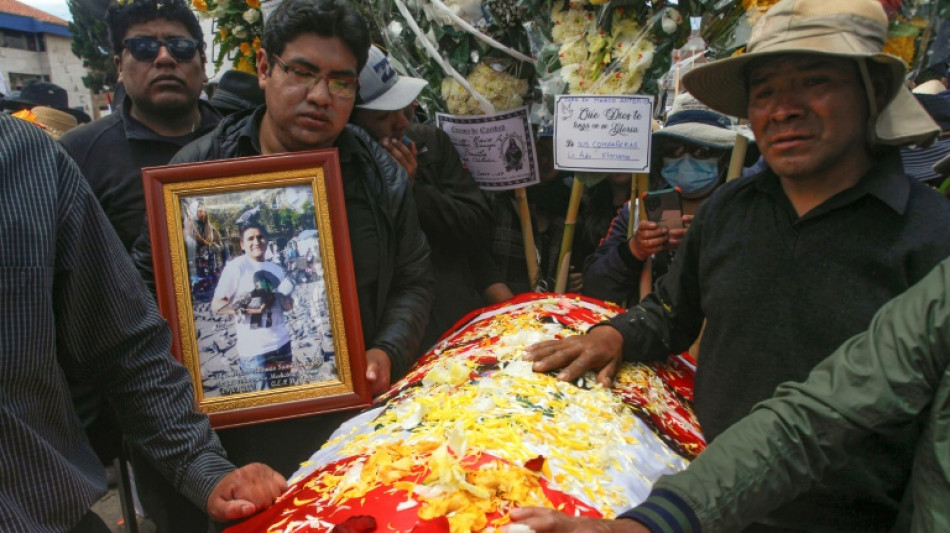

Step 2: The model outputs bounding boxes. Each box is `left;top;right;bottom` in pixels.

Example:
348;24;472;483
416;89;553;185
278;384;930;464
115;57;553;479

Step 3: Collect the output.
245;0;260;8
252;36;261;51
239;41;252;56
883;36;915;68
191;0;208;10
218;27;228;39
235;55;256;73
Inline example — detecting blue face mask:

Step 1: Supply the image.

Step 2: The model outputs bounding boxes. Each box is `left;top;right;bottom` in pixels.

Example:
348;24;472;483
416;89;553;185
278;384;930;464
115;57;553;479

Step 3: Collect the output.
660;155;721;198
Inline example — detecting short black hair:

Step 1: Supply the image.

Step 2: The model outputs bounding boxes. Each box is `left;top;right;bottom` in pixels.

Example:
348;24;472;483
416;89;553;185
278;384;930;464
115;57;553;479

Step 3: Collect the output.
106;0;204;56
240;223;268;240
262;0;370;74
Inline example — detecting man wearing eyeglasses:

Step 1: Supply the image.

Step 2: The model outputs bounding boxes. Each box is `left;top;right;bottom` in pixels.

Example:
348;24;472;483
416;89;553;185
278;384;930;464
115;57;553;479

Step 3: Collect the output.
58;0;221;530
133;0;433;483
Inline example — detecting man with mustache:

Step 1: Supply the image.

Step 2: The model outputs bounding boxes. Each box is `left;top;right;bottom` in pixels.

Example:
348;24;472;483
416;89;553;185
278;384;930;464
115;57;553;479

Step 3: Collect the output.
58;0;220;530
522;0;950;531
60;0;217;251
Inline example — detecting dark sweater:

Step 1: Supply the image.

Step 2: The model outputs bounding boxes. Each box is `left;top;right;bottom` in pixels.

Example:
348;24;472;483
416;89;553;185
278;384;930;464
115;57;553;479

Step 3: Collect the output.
58;97;219;250
609;152;950;531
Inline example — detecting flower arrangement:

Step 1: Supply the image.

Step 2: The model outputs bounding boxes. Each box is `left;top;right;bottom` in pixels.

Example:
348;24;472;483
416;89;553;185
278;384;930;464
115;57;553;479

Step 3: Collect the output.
549;3;663;96
355;0;689;122
191;0;263;73
441;61;530;115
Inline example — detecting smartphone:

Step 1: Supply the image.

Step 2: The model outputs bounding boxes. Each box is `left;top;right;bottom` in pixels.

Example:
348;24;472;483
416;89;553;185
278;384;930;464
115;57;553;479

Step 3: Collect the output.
643;188;683;229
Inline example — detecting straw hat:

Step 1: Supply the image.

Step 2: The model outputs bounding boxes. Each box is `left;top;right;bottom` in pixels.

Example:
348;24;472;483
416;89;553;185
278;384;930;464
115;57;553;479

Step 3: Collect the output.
912;79;947;95
11;106;78;140
682;0;938;147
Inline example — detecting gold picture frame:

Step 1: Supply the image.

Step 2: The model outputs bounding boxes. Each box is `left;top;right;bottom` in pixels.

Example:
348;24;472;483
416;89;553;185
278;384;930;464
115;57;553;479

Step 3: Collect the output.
142;150;370;428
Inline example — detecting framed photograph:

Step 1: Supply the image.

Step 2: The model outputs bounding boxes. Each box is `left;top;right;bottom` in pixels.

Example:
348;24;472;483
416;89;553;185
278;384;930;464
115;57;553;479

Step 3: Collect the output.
142;150;370;428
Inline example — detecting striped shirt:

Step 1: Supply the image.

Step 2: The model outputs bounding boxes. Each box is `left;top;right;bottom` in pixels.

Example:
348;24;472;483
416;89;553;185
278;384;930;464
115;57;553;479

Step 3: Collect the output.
0;114;234;532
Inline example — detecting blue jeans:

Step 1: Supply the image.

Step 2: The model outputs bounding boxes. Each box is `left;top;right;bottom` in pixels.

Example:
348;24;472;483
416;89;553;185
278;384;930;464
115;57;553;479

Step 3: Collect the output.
239;341;293;390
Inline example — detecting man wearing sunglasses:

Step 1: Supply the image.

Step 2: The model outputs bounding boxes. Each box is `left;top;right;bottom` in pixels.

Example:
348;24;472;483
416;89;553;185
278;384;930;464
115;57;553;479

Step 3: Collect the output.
61;0;216;252
58;0;222;530
131;0;433;487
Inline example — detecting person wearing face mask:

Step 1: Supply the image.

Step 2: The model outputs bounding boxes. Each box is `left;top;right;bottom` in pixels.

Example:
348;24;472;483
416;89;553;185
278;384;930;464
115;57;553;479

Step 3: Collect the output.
583;92;757;304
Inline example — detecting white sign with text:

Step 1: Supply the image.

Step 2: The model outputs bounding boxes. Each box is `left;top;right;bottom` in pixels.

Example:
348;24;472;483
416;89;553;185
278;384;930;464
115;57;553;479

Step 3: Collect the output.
436;107;540;191
554;95;653;172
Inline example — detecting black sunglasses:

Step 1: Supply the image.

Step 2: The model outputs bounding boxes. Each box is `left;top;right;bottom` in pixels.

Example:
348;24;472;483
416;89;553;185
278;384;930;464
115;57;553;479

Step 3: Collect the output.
123;37;203;62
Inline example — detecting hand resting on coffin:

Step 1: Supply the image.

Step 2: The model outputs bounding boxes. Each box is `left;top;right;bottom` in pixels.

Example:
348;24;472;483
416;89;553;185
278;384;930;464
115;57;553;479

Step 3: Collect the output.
509;507;650;533
524;325;623;387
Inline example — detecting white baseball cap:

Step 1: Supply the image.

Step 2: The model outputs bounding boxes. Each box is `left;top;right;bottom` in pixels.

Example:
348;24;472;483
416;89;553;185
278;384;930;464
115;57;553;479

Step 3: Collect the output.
356;46;427;111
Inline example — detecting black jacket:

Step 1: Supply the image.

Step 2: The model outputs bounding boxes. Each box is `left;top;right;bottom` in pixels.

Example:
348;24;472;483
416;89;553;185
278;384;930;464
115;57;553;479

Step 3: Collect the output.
132;106;433;380
405;123;498;348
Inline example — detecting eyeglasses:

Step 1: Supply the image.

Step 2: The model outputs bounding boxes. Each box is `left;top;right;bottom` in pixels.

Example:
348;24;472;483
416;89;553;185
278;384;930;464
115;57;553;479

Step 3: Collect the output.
123;37;203;62
661;143;727;160
271;55;358;99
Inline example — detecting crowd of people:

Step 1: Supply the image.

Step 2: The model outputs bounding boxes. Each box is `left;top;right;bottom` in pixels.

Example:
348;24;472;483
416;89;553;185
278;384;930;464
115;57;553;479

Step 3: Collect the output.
1;0;949;531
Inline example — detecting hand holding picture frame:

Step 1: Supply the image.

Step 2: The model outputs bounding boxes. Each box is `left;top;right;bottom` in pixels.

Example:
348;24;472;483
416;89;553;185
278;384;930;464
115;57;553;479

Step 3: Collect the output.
143;150;370;428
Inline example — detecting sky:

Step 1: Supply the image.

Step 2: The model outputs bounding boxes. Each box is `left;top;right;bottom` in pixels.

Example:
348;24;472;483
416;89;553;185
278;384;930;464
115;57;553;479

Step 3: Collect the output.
20;0;72;22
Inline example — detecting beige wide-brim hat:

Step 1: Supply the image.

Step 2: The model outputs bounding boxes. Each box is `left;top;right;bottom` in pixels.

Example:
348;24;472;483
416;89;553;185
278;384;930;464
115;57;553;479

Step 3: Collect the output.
682;0;938;147
30;106;78;139
11;106;78;140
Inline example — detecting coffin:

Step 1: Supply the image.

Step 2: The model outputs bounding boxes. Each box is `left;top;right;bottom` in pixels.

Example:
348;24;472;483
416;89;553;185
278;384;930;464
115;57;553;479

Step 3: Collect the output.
225;294;704;533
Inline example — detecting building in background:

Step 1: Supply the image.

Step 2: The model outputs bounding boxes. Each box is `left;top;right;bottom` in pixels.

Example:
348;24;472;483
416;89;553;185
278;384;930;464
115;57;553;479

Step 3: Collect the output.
0;0;95;118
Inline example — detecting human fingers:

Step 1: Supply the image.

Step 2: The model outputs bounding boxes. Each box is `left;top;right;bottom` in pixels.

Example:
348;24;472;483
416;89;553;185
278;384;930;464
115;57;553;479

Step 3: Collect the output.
508;507;568;533
207;464;287;522
509;508;622;533
635;227;668;256
366;349;392;395
554;326;623;382
568;272;583;293
524;339;566;361
596;356;620;388
526;338;589;375
666;226;689;249
210;498;257;522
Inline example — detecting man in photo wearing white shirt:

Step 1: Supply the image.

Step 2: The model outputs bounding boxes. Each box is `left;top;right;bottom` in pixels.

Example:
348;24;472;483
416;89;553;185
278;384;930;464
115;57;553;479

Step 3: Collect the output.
213;223;294;390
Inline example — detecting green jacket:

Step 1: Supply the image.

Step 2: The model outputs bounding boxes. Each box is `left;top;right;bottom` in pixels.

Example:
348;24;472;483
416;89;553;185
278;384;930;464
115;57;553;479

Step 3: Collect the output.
621;257;950;532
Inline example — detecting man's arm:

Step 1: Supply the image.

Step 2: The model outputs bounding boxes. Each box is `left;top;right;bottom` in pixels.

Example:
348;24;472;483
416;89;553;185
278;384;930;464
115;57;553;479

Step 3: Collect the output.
52;148;284;518
526;200;708;384
620;258;950;533
357;142;434;387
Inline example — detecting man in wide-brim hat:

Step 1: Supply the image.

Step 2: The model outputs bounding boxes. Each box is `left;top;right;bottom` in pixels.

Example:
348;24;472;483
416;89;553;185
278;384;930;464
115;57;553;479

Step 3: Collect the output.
515;0;950;532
